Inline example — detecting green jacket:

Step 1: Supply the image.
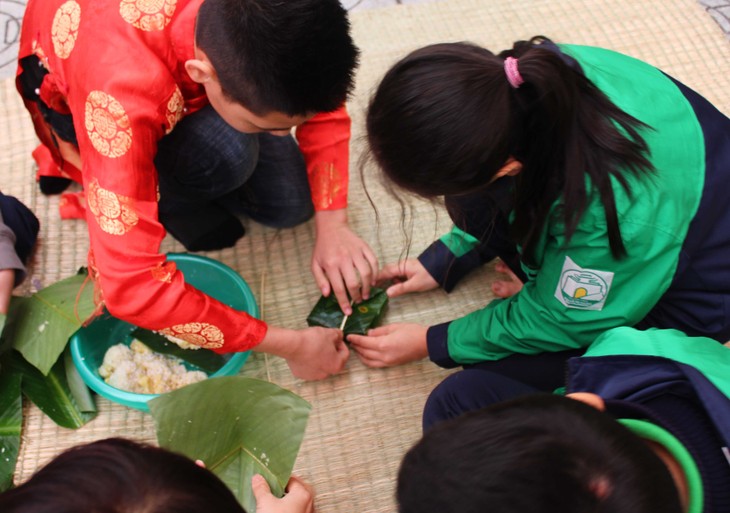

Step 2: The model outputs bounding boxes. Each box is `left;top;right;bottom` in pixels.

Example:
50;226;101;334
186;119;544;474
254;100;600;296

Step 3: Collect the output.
425;44;705;365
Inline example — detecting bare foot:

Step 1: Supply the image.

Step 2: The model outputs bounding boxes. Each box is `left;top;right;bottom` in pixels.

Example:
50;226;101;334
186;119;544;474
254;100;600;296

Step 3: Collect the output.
491;260;524;298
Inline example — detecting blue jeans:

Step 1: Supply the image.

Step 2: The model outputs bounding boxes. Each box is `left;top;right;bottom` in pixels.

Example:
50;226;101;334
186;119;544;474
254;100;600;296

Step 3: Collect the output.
154;105;314;250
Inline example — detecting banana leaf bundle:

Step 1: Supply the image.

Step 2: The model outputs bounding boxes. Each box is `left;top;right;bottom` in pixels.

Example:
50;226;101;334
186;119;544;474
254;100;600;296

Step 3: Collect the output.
306;287;388;335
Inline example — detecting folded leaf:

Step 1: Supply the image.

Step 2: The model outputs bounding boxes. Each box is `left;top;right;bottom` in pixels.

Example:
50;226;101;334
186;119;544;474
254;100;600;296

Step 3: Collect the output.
150;376;311;513
5;350;97;429
130;328;227;374
0;370;22;492
306;287;389;335
63;347;97;414
7;271;95;375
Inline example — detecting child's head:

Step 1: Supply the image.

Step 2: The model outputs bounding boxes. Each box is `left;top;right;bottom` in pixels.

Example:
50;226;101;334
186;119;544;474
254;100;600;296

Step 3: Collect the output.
195;0;359;118
366;37;652;262
0;438;246;513
397;394;682;513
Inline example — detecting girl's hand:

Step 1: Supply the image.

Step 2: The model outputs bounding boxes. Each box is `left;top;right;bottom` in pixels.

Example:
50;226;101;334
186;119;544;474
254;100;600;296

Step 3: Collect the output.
376;259;438;298
348;323;428;367
252;475;314;513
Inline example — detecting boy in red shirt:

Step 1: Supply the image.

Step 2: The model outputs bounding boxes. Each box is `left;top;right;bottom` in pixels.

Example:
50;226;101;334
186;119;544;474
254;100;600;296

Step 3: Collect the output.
16;0;377;379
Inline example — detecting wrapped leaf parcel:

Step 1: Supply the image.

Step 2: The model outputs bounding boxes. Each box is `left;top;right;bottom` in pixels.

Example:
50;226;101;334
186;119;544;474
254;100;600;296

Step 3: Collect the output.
306;287;388;335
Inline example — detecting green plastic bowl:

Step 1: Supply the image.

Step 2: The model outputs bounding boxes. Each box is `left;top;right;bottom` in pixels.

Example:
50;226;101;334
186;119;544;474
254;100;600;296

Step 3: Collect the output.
70;253;258;412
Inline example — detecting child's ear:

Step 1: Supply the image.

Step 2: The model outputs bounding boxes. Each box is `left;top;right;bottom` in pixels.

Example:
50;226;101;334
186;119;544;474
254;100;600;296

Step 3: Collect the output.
184;58;214;84
566;392;606;411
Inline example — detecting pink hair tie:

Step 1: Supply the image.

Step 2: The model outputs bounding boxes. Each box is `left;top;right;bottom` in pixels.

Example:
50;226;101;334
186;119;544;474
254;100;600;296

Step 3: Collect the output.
504;57;524;89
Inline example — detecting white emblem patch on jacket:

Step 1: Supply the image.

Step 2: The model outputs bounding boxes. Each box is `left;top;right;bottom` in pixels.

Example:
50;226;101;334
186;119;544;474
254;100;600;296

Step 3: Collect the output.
555;256;614;311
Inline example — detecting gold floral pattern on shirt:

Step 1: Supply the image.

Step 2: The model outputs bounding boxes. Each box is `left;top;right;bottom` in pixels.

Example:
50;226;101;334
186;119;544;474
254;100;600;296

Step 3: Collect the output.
150;261;177;283
159;323;225;349
32;42;51;70
165;87;184;134
87;178;139;235
119;0;176;31
51;1;81;59
85;91;133;158
310;163;344;210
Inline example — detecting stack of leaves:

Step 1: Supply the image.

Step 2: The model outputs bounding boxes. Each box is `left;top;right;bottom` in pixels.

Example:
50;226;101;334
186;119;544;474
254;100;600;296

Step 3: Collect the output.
306;287;389;335
0;269;97;491
0;269;313;513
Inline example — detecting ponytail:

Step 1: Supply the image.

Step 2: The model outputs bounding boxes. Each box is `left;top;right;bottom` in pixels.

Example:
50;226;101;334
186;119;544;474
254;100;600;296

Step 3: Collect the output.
501;37;653;262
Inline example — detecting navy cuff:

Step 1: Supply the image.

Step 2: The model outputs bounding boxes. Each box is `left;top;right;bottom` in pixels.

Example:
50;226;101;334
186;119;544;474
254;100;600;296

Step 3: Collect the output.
427;322;458;368
418;240;489;293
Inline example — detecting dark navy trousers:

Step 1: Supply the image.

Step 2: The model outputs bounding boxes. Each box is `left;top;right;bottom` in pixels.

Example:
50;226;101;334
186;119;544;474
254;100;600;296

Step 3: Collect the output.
154;105;314;250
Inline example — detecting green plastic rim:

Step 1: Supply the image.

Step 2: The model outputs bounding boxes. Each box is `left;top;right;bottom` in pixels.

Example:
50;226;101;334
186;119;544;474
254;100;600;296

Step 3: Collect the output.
70;253;258;412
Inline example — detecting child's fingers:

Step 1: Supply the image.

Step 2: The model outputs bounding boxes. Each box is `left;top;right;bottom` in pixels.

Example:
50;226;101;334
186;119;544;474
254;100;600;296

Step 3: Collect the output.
376;261;407;281
335;342;350;365
286;476;314;496
284;476;316;513
351;347;388;368
362;248;380;286
330;275;354;314
494;259;510;273
312;265;331;297
251;474;273;501
494;260;521;282
386;280;413;298
348;326;394;344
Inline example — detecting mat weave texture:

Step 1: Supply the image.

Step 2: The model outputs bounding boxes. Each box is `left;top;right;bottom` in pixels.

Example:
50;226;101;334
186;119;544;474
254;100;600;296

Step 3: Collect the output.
2;0;729;511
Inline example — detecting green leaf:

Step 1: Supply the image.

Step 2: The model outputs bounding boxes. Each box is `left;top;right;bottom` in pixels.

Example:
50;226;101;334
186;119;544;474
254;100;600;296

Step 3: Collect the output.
0;369;22;492
307;287;389;335
130;328;227;374
63;346;96;414
6;271;95;375
0;313;9;359
5;350;97;429
150;376;311;513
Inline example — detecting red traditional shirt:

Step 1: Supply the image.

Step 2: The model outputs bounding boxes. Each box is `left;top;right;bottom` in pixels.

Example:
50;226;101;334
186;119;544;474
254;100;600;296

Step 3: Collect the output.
16;0;351;352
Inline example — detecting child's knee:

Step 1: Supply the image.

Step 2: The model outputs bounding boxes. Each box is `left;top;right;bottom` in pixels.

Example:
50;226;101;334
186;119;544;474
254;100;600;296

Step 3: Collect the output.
263;201;314;229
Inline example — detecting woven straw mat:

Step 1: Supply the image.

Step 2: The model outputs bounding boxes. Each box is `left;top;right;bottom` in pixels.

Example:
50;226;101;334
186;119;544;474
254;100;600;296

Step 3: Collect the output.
1;0;728;511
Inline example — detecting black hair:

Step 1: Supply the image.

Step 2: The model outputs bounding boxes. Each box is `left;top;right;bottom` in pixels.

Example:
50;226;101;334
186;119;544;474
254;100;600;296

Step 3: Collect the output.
397;394;682;513
195;0;359;116
366;37;654;263
0;438;246;513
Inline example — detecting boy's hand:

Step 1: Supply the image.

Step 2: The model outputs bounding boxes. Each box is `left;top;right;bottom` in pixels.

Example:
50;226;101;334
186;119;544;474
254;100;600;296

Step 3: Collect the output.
376;259;438;298
312;209;378;314
256;326;349;381
252;474;314;513
348;323;428;368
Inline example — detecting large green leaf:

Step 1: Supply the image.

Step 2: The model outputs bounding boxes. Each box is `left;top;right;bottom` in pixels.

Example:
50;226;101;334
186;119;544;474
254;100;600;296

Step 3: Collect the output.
5;350;96;429
0;369;22;492
150;376;311;513
6;271;95;375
